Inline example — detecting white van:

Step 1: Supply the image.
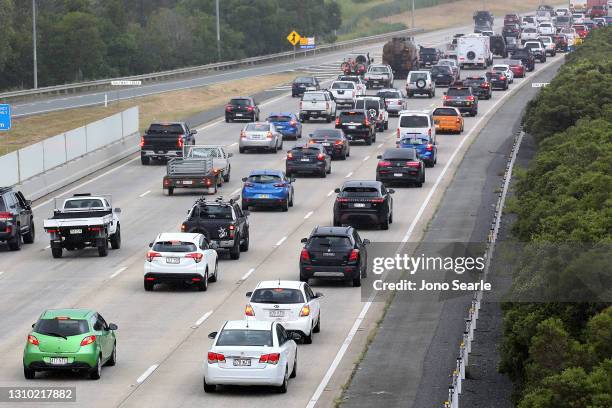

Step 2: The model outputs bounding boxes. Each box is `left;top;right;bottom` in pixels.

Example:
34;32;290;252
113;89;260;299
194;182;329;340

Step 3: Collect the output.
396;110;436;141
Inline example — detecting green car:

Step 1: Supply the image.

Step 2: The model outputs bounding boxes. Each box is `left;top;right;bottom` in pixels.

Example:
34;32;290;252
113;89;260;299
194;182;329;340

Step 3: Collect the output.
23;309;118;380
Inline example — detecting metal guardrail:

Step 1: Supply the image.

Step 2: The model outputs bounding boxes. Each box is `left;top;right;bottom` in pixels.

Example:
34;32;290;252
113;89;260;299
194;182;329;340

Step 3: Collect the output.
0;28;423;102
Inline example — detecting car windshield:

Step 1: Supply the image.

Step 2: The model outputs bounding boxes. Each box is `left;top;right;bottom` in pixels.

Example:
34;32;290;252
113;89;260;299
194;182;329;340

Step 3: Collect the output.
153;241;197;252
247;174;281;184
524;28;536;33
251;288;305;304
433;108;459;116
34;318;89;337
198;205;233;219
383;149;418;160
420;48;437;55
369;66;388;73
354;100;380;110
332;82;355;90
188;147;220;158
245;123;270;132
63;199;104;209
312;129;342;139
309;235;352;248
464;78;485;86
399;116;429;127
216;329;273;347
341;187;380;197
377;91;401;99
294;77;313;84
302;93;325;102
340;112;365;121
409;73;429;81
268;115;292;122
447;88;471;96
431;66;451;75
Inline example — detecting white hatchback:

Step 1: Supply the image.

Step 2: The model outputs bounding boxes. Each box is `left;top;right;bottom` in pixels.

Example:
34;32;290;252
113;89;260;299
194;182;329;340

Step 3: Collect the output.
204;320;299;393
144;232;218;291
245;280;322;344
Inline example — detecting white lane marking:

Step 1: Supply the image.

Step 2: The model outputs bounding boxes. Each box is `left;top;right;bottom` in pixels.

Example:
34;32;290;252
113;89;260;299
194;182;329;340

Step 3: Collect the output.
231;188;241;197
304;211;314;219
44;245;50;249
194;310;213;327
32;156;140;210
345;171;353;178
307;57;545;408
274;236;287;247
139;190;151;198
227;142;238;148
327;190;334;197
363;155;370;162
241;268;255;281
110;267;127;279
377;143;384;149
136;364;159;384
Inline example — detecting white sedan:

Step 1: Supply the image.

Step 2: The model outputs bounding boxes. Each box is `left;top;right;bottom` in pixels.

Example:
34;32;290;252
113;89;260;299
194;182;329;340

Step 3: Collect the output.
491;64;515;83
144;232;218;291
204;320;299;393
245;280;322;344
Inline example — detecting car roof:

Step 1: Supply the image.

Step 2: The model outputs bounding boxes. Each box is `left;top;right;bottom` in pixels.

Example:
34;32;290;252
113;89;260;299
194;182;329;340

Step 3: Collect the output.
41;309;94;319
223;320;272;331
312;226;353;236
255;280;304;290
249;169;283;176
156;232;200;242
342;180;381;188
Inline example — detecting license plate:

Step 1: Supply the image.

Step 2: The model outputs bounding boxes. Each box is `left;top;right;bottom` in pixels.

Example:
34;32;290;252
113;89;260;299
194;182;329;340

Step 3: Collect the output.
70;229;82;234
394;173;403;177
182;180;193;185
166;257;180;264
348;125;356;129
269;310;285;317
353;203;366;208
322;252;336;256
236;113;243;117
155;150;166;154
301;158;310;162
322;142;330;146
50;358;68;365
257;194;270;199
233;358;251;367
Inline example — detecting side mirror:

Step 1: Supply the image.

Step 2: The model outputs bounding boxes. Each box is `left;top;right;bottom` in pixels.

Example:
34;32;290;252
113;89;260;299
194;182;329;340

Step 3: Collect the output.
241;177;248;182
208;332;218;340
308;133;313;137
315;292;324;298
301;238;308;243
114;208;122;213
148;242;153;248
228;153;233;157
243;210;250;216
246;291;253;297
363;239;371;245
291;332;302;342
376;155;382;159
210;242;219;250
290;178;296;183
388;189;395;194
334;188;341;193
443;91;447;95
190;129;197;135
108;323;118;331
371;57;375;62
32;323;35;328
25;200;32;207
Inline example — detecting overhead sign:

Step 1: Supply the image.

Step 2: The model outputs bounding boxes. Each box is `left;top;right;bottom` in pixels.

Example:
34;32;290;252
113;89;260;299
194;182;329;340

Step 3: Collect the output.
531;82;550;88
299;37;316;50
0;104;11;131
287;30;301;46
111;80;142;86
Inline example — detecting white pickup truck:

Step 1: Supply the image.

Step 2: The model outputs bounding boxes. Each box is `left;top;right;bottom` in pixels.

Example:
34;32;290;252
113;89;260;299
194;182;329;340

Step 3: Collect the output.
184;145;233;182
43;194;121;258
329;81;362;108
299;91;336;122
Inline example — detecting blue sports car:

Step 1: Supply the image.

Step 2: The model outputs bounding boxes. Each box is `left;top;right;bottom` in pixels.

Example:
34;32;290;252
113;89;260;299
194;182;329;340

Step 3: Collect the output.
267;113;302;140
241;169;295;211
397;133;438;167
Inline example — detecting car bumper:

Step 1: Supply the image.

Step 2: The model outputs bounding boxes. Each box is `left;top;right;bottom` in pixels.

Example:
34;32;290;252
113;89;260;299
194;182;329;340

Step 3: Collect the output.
286;162;326;174
377;170;421;182
300;264;360;279
246;316;312;335
226;113;254;120
211;239;235;249
141;150;182;158
277;128;299;137
23;346;98;370
0;229;16;241
334;98;354;106
205;365;285;386
490;81;507;89
335;210;386;224
242;196;287;207
300;110;328;118
444;102;476;113
239;140;276;149
407;87;433;95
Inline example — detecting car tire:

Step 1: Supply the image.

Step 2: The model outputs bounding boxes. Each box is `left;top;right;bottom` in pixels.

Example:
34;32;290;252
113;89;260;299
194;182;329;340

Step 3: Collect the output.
320;169;326;178
352;276;361;287
89;356;102;380
277;368;289;393
313;315;321;333
241;200;248;210
341;152;347;160
51;247;62;258
198;270;208;291
203;378;216;393
333;218;341;227
210;262;219;282
381;215;389;230
110;226;121;250
8;232;22;251
144;280;154;291
281;198;289;212
326;115;332;123
23;221;35;244
166;187;174;196
106;343;117;366
365;136;372;146
225;117;230;123
23;367;35;380
239;147;245;154
230;238;241;260
223;170;230;183
299;272;309;283
303;331;313;344
289;193;294;207
384;120;389;130
240;233;249;252
141;156;150;165
326;165;331;174
98;242;108;257
290;355;297;378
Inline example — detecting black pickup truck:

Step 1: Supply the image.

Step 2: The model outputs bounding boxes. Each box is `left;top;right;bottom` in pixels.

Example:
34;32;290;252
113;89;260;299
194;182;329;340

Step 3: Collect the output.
180;197;250;260
140;122;197;165
417;47;440;69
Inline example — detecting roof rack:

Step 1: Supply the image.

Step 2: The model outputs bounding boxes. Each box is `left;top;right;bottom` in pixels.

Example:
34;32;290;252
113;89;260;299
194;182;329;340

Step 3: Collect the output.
72;193;92;197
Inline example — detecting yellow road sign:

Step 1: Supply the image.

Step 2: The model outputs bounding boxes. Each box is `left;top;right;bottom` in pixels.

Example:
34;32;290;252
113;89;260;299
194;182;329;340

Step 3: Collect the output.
287;30;301;46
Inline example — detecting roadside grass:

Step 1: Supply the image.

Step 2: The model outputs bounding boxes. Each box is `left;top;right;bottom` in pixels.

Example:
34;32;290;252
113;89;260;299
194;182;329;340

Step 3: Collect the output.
1;72;301;154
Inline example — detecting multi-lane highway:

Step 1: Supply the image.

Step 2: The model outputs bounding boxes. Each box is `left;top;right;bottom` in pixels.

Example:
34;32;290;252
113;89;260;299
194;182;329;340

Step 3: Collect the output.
0;20;564;408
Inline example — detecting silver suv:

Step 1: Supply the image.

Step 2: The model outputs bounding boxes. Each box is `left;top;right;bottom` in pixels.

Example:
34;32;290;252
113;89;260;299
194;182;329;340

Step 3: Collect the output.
406;71;436;98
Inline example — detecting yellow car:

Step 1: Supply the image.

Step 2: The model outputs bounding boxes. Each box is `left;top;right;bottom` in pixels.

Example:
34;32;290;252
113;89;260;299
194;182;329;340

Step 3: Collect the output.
432;107;464;134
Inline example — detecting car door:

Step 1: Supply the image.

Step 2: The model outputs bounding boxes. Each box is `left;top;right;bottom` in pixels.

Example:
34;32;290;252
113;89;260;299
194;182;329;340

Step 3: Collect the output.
93;314;112;360
233;204;248;236
199;235;216;273
303;284;320;324
353;230;368;277
276;324;295;373
13;192;30;233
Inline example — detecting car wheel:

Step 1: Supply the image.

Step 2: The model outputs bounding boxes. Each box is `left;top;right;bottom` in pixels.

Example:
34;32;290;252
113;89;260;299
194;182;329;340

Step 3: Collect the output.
203;377;216;393
326;115;332;123
313;315;321;333
277;368;289;393
241;200;248;211
352;275;362;287
333;218;341;227
289;193;294;207
209;262;219;282
110;226;121;249
106;343;117;366
141;156;150;165
290;355;297;378
166;187;174;196
365;136;372;146
51;247;62;258
240;233;249;252
281;198;289;212
326;165;331;174
223;170;230;183
381;215;389;230
198;270;208;291
389;211;393;224
8;231;22;251
384;120;389;130
239;147;245;154
89;356;102;380
320;169;326;178
230;238;241;260
144;280;154;291
23;223;35;244
98;242;108;257
303;331;313;344
23;366;35;379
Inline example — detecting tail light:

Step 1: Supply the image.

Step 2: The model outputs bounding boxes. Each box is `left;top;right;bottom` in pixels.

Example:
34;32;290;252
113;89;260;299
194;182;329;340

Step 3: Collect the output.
443;95;450;101
146;251;161;262
89;226;103;232
335;117;340;126
300;101;303;109
163;178;170;186
244;182;254;187
300;249;311;262
300;305;310;317
181;224;187;232
45;228;59;233
273;183;287;187
247;106;254;112
317;153;325;161
334;140;343;145
378;160;391;167
287;152;294;160
428;128;432;136
336;197;349;203
500;76;506;80
208;352;226;364
229;224;235;238
139;136;145;147
80;335;96;346
467;96;475;101
259;353;280;365
185;253;203;263
396;128;400;138
407;161;421;168
364;119;370;126
27;335;39;346
480;82;489;88
348;249;359;262
177;135;184;148
0;212;12;221
426;144;434;151
370;198;384;203
205;178;212;186
245;304;255;316
240;131;246;139
266;132;273;140
225;105;233;112
290;120;297;127
456;117;461;123
352;91;356;97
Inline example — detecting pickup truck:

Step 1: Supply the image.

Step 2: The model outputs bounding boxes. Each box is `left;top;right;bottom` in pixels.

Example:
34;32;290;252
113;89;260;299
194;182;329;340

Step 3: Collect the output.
329;81;361;108
43;194;121;258
184;145;232;182
180;197;250;260
299;91;336;122
163;156;220;196
140;122;196;165
363;65;394;89
524;41;547;62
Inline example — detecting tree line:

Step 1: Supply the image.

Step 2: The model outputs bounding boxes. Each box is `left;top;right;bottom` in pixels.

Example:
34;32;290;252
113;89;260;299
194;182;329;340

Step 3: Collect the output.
0;0;342;90
500;27;612;408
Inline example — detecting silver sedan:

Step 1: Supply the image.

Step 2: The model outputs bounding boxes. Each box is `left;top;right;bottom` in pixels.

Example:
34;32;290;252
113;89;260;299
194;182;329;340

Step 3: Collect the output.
239;122;283;153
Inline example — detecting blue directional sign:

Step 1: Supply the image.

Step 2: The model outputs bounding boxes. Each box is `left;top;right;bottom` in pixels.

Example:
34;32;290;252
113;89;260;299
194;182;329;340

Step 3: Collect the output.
0;104;11;131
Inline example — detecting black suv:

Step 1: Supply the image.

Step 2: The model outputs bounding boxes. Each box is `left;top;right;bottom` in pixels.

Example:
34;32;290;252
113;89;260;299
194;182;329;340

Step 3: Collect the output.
0;187;35;250
418;47;440;69
335;110;376;145
333;180;394;230
443;86;479;116
430;65;455;87
181;197;250;259
225;96;260;122
510;48;535;72
462;76;492;100
292;76;320;97
489;35;508;57
486;71;509;90
299;226;370;287
376;148;425;187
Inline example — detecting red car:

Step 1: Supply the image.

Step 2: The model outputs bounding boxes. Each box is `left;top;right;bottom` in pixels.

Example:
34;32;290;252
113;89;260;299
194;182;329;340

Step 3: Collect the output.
572;24;589;38
504;59;526;78
504;13;520;25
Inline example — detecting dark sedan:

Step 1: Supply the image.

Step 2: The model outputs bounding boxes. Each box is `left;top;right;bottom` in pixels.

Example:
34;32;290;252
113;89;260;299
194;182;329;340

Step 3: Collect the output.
485;71;509;90
431;65;455;87
286;144;331;178
333;180;394;230
376;148;425;187
292;76;320;97
308;129;350;160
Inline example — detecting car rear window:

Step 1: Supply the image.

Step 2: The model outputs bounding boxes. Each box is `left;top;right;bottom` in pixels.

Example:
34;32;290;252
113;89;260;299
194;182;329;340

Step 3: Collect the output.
382;148;418;160
431;66;452;75
377;91;401;99
216;329;272;347
340;111;365;121
268;115;292;122
230;98;250;106
524;28;536;33
464;78;485;86
294;77;313;83
35;318;89;337
341;187;380;197
153;241;197;252
433;108;459;116
332;82;355;90
309;236;352;249
409;72;429;82
63;199;104;209
369;66;388;73
245;123;270;132
251;288;305;304
399;115;429;128
400;136;430;146
148;124;184;134
292;146;321;155
247;174;281;184
447;88;471;96
486;72;503;79
312;129;342;139
354;99;380;110
302;93;325;101
198;205;233;220
420;48;438;54
0;198;6;212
